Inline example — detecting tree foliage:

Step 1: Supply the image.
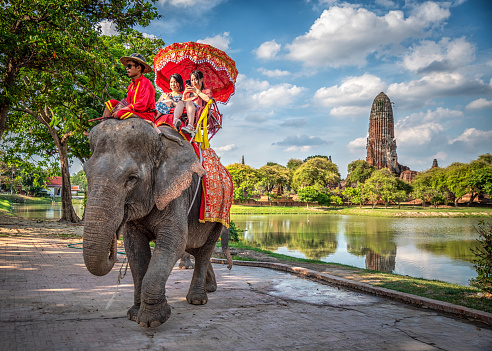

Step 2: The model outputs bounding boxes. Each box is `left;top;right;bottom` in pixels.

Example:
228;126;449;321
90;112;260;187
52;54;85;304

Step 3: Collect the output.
291;157;340;190
470;221;492;293
226;163;259;201
346;159;375;186
364;169;400;208
286;158;303;171
257;164;289;193
0;0;160;136
1;1;162;222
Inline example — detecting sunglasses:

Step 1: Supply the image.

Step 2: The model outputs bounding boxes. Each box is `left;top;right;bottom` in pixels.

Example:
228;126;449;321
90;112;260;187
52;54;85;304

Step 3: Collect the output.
126;63;136;69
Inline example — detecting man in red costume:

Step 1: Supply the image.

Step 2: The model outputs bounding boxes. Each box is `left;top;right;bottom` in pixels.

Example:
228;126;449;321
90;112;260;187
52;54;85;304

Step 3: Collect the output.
102;53;156;123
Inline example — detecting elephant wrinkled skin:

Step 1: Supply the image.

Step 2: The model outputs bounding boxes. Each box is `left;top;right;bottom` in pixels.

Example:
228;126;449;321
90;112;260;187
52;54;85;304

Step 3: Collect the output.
82;118;229;328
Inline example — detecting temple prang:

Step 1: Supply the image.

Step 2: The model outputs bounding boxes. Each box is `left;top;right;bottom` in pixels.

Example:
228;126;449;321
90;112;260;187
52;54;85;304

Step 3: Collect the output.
365;92;421;182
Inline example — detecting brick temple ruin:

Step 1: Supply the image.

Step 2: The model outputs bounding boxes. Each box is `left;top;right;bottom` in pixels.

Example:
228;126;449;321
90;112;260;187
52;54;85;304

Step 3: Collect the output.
366;92;409;175
365;92;421;182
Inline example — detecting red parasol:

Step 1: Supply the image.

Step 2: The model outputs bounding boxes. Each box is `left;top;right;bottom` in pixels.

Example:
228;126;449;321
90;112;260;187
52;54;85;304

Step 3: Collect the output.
154;42;238;104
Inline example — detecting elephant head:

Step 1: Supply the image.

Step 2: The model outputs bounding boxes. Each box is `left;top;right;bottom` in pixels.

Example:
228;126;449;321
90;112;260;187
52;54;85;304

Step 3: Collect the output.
83;118;205;276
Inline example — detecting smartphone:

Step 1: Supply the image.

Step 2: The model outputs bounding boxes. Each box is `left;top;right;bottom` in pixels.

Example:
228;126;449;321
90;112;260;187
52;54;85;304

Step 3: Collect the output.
186;79;191;86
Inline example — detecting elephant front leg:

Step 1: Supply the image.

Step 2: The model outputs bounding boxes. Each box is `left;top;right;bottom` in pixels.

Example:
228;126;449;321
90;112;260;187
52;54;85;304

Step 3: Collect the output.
123;226;151;322
186;240;219;304
137;248;182;328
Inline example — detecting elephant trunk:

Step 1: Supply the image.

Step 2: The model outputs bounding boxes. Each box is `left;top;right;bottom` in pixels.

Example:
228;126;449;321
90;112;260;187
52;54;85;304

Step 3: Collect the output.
83;189;125;276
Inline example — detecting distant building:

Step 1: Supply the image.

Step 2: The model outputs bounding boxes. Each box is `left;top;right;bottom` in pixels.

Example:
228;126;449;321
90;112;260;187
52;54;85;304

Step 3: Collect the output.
366;92;409;176
46;177;80;197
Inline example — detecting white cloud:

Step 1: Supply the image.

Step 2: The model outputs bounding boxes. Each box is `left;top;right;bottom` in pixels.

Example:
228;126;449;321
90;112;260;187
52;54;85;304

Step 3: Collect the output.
403;37;475;73
396;122;444;146
466;98;492;110
394;107;463;146
285;2;450;67
396;107;463;125
284;145;313;152
158;0;224;8
329;106;368;117
251;83;304;107
258;67;291;78
197;32;231;51
387;72;492;105
215;144;237;154
235;74;270;93
432;151;448;161
143;33;158;40
255;40;281;60
347;136;367;151
449;128;492;145
314;73;386;107
98;20;118;36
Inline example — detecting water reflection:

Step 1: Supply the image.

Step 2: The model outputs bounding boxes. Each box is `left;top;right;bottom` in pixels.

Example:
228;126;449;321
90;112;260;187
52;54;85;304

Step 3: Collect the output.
10;202;84;219
232;214;481;286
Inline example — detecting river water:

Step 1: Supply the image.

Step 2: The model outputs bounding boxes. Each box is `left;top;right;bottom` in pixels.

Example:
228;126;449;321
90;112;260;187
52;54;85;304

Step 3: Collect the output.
231;214;482;286
8;202;482;286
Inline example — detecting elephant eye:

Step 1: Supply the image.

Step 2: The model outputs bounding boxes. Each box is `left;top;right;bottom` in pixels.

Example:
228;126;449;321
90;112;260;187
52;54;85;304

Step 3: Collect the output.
126;174;139;187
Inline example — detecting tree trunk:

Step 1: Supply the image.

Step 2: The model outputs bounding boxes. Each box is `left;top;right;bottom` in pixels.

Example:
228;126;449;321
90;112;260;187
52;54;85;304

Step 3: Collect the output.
34;106;80;223
0;103;9;139
56;134;80;223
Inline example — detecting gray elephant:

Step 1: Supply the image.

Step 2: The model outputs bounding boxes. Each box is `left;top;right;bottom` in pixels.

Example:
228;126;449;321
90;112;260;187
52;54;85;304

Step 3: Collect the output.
83;118;232;328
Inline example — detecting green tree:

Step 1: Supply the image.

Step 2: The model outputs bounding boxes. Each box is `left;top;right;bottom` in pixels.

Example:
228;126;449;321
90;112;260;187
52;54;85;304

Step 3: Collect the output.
364;169;399;209
1;1;160;222
445;163;470;206
2;33;163;222
0;0;159;137
20;169;46;196
470;221;492;293
345;159;375;187
71;170;87;193
394;178;412;209
257;164;289;194
291;157;340;190
226;163;259;201
304;155;330;162
286;158;303;171
297;186;319;208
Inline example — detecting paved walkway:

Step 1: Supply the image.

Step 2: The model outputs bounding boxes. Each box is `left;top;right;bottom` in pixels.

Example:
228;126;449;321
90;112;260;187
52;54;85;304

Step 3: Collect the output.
1;234;492;351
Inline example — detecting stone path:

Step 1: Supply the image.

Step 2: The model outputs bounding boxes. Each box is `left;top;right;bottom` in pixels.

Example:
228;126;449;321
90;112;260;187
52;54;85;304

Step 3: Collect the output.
1;234;492;350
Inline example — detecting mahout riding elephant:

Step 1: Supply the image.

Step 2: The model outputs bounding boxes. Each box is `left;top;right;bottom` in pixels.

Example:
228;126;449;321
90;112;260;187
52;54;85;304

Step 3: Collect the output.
82;118;231;328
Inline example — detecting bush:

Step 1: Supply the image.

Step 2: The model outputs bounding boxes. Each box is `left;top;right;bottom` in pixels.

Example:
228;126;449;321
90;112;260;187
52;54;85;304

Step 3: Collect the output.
228;220;243;242
470;221;492;293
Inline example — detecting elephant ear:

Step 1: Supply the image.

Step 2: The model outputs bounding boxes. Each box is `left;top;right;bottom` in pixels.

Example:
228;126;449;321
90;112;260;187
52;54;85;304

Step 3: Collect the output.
154;128;206;211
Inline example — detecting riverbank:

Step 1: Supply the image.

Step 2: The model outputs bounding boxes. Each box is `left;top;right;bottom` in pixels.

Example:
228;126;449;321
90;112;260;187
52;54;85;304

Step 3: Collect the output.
231;204;492;217
1;211;491;314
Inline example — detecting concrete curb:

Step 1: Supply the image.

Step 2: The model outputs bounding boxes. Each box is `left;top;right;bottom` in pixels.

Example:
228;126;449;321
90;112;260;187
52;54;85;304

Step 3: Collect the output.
211;258;492;325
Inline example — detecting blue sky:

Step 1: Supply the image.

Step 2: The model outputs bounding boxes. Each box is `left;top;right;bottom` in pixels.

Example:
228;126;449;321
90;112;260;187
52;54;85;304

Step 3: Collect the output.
102;0;492;177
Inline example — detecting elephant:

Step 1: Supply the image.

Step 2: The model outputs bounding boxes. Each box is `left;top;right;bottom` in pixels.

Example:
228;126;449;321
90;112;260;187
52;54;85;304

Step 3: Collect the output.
82;118;232;328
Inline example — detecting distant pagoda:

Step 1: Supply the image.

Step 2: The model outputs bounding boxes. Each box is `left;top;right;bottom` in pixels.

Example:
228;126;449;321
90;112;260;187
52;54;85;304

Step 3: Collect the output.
366;92;407;175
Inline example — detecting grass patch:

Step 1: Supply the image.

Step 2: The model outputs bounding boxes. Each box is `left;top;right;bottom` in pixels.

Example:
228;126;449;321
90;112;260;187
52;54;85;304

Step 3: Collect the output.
230;204;492;217
231;205;333;215
362;271;492;313
0;194;84;205
0;198;11;212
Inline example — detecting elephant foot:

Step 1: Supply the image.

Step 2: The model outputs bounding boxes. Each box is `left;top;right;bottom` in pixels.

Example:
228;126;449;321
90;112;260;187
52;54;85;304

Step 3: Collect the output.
186;290;208;305
178;254;195;269
136;300;171;328
178;261;195;269
205;282;217;292
127;305;140;322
